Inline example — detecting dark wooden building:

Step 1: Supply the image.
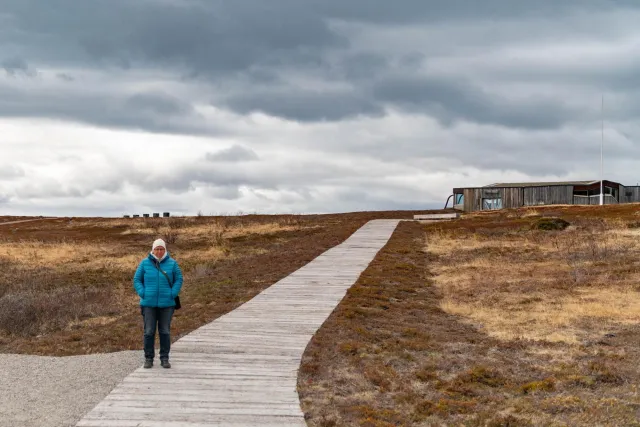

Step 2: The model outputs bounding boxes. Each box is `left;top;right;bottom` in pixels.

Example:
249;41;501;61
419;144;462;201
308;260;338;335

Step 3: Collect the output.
452;180;640;212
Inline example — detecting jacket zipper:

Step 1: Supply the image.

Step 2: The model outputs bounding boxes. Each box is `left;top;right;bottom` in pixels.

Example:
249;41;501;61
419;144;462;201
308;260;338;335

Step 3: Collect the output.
156;260;160;307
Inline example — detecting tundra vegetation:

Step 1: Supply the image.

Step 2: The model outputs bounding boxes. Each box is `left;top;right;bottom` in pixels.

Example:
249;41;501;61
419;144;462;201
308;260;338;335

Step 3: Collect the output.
299;204;640;427
3;205;640;426
0;211;423;355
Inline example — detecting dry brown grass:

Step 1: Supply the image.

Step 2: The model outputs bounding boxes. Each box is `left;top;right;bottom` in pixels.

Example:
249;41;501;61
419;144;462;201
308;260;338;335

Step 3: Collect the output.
0;210;430;355
299;205;640;426
429;219;640;345
0;216;309;339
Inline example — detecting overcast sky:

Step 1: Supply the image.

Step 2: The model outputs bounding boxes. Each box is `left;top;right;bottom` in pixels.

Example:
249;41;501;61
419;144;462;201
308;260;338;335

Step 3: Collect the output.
2;0;639;216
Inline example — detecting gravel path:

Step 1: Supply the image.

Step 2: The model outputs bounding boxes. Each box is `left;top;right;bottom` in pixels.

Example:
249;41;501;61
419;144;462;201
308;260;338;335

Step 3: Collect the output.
0;351;142;427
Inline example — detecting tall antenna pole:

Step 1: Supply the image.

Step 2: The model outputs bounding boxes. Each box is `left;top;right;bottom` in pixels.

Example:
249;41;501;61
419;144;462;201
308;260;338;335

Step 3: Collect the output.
600;94;604;206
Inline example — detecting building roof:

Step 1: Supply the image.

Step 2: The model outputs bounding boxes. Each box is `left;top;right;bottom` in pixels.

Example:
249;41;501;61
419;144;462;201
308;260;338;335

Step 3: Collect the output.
485;180;601;188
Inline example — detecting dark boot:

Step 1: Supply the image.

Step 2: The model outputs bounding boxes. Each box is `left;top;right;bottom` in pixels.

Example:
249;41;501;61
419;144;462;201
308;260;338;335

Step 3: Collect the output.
161;359;171;369
144;359;153;369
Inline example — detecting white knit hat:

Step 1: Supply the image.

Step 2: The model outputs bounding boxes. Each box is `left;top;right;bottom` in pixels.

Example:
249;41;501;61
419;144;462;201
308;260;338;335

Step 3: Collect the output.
152;238;166;251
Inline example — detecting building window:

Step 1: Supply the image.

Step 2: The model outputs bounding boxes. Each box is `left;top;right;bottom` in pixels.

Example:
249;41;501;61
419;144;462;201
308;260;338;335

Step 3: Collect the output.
455;194;464;205
481;189;502;210
483;198;503;210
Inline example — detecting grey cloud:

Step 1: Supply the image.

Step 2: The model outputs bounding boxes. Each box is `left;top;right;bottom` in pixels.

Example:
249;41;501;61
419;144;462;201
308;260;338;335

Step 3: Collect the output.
0;85;216;136
5;0;634;69
1;0;343;74
131;156;364;196
338;53;388;80
332;188;430;211
342;128;627;176
205;185;243;200
12;169;127;200
372;76;577;129
315;0;640;24
206;145;259;162
56;73;75;82
225;88;384;122
125;92;193;116
0;165;25;180
2;0;640;130
1;57;35;77
137;165;254;194
16;175;128;199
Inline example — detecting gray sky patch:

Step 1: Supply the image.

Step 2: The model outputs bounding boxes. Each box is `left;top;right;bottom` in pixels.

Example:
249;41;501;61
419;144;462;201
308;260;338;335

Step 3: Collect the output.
206;145;260;162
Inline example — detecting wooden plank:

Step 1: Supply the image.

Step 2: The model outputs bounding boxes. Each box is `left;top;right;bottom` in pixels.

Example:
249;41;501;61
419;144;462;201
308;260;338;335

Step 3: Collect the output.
76;219;399;427
77;415;307;426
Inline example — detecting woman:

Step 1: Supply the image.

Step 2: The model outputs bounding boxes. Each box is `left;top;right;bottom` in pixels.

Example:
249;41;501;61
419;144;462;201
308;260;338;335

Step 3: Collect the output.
133;238;183;369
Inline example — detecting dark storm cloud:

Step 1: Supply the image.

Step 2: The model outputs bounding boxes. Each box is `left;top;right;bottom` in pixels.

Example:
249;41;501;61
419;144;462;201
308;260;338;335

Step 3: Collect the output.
372;76;577;129
0;85;213;135
2;0;640;128
5;0;633;67
1;0;345;72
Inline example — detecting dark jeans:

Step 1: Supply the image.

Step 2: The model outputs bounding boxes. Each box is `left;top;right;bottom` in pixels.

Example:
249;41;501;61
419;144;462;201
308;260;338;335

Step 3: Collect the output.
141;306;174;360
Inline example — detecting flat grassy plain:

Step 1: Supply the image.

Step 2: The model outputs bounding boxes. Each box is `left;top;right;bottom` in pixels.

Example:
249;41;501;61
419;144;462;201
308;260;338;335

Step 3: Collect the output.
4;205;640;426
0;211;428;355
0;216;40;223
299;204;640;427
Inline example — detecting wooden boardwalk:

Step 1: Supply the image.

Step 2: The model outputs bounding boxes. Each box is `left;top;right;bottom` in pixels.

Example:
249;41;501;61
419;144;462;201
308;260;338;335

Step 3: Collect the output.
76;219;400;427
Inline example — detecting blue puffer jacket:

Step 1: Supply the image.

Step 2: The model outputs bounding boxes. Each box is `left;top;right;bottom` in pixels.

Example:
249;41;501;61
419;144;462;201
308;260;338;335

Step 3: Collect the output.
133;253;183;308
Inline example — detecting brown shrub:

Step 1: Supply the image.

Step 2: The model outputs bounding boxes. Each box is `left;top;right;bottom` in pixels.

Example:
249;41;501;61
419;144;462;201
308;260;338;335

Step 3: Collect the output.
532;218;570;231
163;228;179;244
588;360;624;385
456;366;506;387
351;406;403;427
0;286;118;337
416;398;478;417
363;363;398;391
519;377;556;394
415;364;438;382
191;263;215;279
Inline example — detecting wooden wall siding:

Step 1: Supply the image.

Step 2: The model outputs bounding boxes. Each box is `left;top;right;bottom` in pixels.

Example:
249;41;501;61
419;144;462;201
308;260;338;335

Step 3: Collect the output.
462;188;523;212
502;188;524;209
460;184;640;212
523;186;573;206
620;186;640;203
573;196;589;205
463;188;481;212
574;195;620;205
605;195;618;205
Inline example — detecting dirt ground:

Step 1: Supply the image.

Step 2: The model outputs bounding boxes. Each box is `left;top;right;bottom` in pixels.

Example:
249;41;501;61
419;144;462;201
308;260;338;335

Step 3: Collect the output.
298;204;640;427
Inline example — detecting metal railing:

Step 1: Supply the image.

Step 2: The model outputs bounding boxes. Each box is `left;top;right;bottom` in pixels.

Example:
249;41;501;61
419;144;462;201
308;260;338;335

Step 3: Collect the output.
573;195;618;205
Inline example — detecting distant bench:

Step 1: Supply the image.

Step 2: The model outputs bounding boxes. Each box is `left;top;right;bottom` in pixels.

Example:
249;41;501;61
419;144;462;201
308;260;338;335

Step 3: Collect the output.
413;213;460;221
